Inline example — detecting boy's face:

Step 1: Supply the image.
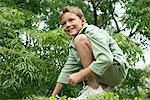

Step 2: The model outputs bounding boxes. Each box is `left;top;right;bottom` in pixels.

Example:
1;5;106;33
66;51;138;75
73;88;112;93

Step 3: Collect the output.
61;12;85;36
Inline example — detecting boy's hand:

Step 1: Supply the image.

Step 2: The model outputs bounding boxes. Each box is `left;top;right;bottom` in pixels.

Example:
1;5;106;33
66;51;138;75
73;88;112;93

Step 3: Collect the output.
68;72;83;85
68;67;92;85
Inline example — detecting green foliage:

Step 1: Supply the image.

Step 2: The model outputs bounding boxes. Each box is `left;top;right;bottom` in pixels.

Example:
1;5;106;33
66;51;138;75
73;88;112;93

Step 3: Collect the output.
37;28;70;68
0;48;49;98
113;33;143;66
112;34;148;99
124;0;150;38
25;92;120;100
87;92;119;100
116;69;149;99
0;28;70;99
0;7;25;41
24;91;149;100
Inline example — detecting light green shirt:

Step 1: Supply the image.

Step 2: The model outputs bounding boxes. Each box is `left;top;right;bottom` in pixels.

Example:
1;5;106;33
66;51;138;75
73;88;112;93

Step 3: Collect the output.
57;24;127;84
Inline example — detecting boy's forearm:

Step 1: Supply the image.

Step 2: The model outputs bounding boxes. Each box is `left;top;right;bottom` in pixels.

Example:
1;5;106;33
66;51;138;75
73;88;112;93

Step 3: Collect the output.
79;67;93;77
78;67;93;78
52;83;64;96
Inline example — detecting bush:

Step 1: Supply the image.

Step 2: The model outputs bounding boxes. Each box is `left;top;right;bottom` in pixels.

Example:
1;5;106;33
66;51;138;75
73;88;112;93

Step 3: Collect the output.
0;28;71;99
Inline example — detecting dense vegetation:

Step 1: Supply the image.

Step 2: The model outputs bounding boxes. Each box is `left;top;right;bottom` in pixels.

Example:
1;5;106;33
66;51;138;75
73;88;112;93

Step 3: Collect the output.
0;0;149;99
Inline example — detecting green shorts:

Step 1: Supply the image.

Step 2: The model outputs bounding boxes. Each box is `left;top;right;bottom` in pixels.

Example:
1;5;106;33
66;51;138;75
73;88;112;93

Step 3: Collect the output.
96;60;125;86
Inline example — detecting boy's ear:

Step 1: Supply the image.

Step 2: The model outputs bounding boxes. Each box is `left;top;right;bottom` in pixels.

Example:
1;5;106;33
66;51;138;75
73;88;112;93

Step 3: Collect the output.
81;16;86;23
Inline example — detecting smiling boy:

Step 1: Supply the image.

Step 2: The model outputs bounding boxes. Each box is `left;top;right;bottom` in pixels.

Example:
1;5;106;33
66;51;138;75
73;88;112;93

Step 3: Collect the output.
51;6;128;99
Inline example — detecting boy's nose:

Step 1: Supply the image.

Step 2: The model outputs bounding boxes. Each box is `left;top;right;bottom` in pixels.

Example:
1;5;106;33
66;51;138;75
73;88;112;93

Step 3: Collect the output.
66;22;71;27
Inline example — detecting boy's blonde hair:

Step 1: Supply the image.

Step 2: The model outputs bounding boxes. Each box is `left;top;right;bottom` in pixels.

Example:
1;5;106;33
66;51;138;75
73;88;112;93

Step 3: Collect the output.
60;6;84;19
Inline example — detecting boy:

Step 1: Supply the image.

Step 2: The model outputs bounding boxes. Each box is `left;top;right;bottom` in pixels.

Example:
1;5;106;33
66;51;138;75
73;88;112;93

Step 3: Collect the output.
52;6;128;99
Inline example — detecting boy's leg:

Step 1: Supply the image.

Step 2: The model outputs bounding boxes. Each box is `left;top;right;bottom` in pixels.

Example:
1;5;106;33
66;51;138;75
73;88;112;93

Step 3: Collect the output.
74;34;99;89
96;60;124;86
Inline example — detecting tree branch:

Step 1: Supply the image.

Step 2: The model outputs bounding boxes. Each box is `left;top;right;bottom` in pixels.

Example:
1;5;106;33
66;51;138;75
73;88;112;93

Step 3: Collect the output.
90;0;97;25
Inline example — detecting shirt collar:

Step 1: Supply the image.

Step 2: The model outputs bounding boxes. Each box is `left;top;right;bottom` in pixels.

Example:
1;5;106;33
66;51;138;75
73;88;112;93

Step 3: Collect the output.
78;23;88;34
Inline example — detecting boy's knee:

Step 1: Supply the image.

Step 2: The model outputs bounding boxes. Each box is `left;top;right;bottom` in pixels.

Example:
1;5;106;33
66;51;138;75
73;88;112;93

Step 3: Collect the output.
74;34;88;45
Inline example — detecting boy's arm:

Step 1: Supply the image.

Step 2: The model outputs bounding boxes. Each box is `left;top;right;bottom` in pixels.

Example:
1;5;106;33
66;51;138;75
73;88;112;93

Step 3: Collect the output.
52;83;64;96
57;48;82;84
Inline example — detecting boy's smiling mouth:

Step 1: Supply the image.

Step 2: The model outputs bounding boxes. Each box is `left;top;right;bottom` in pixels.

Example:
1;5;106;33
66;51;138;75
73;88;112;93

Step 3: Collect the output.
66;26;75;33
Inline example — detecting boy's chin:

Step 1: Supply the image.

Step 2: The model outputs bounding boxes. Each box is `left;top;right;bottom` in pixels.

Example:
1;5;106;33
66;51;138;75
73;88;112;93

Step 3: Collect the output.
68;32;78;36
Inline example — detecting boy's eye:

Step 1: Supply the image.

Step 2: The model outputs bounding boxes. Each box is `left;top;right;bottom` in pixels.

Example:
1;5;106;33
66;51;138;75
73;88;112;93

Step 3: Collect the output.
69;18;74;22
61;18;75;26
